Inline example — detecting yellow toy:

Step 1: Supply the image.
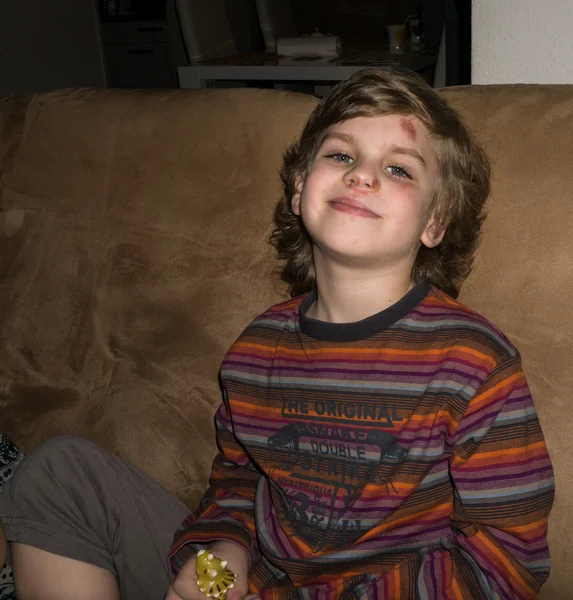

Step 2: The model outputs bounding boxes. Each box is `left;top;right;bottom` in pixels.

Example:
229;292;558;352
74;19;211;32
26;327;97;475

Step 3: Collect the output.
195;549;238;599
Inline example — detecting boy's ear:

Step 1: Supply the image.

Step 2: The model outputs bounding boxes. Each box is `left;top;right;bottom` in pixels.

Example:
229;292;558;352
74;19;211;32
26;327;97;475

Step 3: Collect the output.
291;177;303;215
420;215;446;248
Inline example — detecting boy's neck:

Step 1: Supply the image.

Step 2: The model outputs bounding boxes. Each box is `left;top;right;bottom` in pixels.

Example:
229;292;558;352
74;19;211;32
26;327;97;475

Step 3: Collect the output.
307;263;415;324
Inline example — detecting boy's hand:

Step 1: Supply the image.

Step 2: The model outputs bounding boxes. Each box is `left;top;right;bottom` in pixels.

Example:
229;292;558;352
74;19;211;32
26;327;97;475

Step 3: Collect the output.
166;541;251;600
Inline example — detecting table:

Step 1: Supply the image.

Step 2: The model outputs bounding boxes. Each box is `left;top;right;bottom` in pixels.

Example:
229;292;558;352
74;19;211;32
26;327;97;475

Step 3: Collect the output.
178;49;437;92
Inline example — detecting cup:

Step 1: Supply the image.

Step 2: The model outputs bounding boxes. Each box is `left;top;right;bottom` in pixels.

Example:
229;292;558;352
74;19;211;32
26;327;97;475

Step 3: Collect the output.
408;18;423;48
386;24;406;54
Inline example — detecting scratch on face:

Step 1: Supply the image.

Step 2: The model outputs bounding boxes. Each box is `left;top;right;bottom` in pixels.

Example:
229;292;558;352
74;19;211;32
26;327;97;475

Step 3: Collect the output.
400;117;417;141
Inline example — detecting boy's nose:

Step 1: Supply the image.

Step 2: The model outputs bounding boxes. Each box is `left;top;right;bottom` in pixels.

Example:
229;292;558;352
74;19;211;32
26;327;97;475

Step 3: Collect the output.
344;165;380;191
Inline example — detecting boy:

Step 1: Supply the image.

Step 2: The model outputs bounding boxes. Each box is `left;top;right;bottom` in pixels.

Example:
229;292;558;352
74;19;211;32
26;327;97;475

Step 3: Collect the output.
167;68;554;599
0;68;554;600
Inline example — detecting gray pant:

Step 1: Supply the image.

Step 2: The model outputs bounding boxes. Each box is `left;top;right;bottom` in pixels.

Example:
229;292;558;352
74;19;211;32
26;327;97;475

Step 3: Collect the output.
0;435;190;600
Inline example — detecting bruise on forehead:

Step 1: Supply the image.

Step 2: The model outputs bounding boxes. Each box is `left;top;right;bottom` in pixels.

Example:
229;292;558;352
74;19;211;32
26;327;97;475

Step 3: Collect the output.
400;117;417;141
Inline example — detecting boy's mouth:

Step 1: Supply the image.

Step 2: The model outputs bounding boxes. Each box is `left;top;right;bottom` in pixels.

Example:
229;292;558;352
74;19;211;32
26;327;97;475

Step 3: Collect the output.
327;196;380;219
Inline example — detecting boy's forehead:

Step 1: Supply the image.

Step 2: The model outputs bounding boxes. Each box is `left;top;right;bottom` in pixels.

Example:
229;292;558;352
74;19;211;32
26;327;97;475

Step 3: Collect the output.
324;114;432;145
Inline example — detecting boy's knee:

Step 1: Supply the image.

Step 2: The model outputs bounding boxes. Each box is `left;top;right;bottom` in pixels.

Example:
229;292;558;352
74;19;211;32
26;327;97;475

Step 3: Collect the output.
30;434;97;462
0;435;113;512
13;435;101;485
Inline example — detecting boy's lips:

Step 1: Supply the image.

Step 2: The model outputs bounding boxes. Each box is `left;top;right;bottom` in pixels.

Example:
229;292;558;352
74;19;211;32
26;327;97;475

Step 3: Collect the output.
327;196;380;219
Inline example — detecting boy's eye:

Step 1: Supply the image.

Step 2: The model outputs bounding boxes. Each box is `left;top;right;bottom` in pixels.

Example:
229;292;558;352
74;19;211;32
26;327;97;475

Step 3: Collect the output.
326;152;353;164
386;165;412;179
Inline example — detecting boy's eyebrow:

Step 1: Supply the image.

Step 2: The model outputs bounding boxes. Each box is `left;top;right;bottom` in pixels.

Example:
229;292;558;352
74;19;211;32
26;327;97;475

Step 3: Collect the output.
322;132;356;144
388;145;427;168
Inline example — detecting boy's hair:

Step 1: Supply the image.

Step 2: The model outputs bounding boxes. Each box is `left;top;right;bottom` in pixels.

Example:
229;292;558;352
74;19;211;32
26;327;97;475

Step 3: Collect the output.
270;67;491;299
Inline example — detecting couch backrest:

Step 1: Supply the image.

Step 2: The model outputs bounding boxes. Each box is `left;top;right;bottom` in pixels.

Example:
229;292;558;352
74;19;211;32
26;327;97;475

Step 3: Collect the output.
1;85;571;597
0;88;318;502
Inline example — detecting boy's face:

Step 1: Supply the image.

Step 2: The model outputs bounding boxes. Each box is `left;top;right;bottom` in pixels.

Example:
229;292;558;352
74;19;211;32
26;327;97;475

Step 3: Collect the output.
291;114;444;276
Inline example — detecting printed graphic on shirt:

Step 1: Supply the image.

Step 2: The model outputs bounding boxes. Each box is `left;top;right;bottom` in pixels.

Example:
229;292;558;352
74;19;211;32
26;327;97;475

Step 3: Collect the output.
266;396;409;547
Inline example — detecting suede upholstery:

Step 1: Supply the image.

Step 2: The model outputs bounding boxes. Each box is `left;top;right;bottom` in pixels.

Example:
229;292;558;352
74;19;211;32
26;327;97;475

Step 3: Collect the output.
0;84;570;598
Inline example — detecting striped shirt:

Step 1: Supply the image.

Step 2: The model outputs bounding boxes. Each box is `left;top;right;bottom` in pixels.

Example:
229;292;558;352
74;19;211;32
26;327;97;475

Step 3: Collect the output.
170;283;554;599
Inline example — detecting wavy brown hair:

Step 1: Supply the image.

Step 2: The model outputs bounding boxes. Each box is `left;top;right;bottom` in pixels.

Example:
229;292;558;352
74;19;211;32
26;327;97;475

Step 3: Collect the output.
270;67;490;298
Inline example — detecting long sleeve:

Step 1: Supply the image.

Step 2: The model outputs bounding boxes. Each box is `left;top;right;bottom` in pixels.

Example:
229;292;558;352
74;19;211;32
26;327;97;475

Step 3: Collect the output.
168;389;262;577
168;289;556;597
417;356;555;599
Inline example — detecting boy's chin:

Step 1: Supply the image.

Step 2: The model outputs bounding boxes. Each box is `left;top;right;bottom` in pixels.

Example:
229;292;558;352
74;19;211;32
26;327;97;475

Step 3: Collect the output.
315;246;412;271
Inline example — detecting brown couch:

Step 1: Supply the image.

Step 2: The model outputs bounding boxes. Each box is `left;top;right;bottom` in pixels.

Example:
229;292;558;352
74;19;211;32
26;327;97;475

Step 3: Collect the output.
0;84;570;598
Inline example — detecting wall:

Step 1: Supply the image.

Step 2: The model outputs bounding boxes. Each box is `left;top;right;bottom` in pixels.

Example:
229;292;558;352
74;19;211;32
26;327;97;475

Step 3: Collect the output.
472;0;573;84
0;0;106;97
